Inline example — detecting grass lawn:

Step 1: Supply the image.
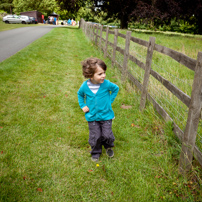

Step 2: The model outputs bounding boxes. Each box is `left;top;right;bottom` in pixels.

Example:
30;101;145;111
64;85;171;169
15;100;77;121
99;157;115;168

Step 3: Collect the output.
0;26;202;201
0;21;45;32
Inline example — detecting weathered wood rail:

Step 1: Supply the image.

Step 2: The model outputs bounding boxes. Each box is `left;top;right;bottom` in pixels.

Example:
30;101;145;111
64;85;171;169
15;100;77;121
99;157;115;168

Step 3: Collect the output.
80;19;202;174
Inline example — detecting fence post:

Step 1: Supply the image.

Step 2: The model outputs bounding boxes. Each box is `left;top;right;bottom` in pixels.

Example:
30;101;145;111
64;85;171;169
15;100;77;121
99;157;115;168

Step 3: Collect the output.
104;26;109;58
99;25;103;51
92;25;95;41
86;23;89;37
84;22;87;35
95;26;99;45
179;51;202;174
89;24;92;40
139;37;156;111
121;31;131;81
112;29;118;67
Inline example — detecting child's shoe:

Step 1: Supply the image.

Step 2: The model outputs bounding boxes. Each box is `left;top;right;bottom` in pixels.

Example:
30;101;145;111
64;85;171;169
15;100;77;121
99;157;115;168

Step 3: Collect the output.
91;156;99;162
106;148;114;158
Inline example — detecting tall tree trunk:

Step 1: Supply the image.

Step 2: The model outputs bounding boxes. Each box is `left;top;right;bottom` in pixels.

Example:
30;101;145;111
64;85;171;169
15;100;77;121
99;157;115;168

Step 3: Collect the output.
120;14;128;29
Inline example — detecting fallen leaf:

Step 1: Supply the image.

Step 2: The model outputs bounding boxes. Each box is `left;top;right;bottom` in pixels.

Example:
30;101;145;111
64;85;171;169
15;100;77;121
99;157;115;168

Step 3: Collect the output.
23;176;26;180
121;104;132;109
102;165;106;172
1;151;3;154
37;188;43;192
88;170;93;172
111;192;114;196
43;96;46;98
0;126;3;128
131;123;140;128
65;94;68;97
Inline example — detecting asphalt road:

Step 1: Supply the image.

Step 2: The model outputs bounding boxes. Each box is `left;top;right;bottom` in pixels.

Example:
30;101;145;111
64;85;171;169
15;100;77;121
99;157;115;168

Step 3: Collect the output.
0;25;63;62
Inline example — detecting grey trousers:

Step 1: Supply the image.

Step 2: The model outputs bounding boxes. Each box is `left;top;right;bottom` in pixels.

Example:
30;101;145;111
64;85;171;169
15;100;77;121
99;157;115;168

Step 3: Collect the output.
88;120;115;158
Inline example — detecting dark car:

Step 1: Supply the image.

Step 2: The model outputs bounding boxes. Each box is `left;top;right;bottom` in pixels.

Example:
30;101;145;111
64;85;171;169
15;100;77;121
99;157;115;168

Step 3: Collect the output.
30;17;38;24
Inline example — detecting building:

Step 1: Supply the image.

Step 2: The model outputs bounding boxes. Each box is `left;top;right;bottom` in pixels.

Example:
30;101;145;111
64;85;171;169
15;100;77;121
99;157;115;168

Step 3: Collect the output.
20;11;42;23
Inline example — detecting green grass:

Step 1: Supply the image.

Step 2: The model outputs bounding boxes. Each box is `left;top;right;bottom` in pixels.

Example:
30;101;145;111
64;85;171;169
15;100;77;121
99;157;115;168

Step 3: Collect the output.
0;26;202;201
0;21;44;32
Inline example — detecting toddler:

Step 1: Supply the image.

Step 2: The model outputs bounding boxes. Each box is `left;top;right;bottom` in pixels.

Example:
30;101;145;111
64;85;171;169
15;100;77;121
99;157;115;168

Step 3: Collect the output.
77;57;119;162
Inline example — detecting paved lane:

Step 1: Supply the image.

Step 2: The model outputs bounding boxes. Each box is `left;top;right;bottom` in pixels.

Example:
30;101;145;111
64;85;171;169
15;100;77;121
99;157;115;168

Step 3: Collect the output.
0;25;62;62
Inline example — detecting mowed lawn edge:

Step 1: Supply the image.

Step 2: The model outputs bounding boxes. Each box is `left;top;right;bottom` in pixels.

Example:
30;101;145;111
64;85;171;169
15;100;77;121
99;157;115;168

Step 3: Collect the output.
0;27;201;201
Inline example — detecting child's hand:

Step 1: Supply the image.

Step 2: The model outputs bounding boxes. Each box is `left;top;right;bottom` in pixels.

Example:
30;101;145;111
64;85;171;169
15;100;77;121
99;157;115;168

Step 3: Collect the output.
82;106;89;113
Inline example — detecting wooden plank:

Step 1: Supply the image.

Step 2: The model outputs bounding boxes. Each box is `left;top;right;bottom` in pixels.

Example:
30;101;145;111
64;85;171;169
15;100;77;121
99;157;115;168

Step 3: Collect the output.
130;36;149;47
108;30;114;34
150;69;191;107
128;54;145;70
112;29;118;67
173;122;183;142
179;52;202;174
104;27;109;58
116;46;125;55
118;32;126;39
115;60;123;71
122;31;131;81
108;41;114;47
154;44;196;71
147;93;172;122
140;37;156;111
193;146;202;168
128;72;143;91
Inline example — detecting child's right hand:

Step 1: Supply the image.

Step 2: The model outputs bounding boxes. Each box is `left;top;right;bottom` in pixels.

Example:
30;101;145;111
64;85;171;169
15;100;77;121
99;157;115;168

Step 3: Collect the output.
82;106;89;113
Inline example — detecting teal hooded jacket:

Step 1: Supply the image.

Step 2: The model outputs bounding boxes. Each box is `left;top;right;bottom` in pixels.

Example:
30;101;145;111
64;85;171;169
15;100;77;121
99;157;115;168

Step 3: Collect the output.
77;79;119;122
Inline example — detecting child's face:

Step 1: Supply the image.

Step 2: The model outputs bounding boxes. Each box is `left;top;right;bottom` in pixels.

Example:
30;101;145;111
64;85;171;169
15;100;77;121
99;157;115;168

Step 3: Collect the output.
90;66;106;84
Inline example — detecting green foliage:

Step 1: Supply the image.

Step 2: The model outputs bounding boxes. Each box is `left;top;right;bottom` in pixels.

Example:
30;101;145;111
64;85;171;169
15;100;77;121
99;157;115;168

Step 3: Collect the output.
56;0;84;20
13;0;57;16
129;18;199;34
0;0;13;14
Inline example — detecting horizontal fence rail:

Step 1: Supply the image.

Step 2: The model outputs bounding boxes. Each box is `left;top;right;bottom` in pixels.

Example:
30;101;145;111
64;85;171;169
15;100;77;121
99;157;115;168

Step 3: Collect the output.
80;19;202;174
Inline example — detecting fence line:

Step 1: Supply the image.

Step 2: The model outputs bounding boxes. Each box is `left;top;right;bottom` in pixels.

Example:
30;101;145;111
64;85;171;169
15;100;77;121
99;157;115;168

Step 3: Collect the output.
80;19;202;174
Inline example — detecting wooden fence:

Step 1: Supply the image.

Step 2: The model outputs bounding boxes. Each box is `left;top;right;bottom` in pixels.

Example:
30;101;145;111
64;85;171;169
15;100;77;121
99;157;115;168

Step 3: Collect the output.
80;19;202;174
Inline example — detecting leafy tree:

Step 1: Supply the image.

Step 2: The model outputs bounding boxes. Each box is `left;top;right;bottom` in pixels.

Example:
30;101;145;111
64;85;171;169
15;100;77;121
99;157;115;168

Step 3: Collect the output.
178;0;202;34
93;0;139;29
13;0;57;16
0;0;13;14
56;0;84;16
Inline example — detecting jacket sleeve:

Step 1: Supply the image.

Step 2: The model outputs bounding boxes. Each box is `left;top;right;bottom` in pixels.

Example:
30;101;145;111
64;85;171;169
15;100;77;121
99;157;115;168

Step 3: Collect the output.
108;81;119;104
77;85;87;109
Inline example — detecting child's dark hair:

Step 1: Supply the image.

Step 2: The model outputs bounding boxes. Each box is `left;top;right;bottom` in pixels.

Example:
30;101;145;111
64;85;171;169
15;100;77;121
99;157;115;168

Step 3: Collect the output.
81;57;107;78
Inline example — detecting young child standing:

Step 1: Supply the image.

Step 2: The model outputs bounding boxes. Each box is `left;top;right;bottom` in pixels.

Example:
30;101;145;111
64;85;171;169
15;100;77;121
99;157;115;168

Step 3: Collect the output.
77;57;119;162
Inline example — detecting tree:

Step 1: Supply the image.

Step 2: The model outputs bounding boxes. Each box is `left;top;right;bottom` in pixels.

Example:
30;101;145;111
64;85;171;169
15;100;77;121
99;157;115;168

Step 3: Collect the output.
178;0;202;34
93;0;139;29
56;0;85;16
0;0;13;14
13;0;57;16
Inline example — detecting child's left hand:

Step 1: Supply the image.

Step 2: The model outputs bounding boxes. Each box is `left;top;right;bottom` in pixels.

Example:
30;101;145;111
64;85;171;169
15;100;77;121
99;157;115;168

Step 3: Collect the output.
82;106;89;113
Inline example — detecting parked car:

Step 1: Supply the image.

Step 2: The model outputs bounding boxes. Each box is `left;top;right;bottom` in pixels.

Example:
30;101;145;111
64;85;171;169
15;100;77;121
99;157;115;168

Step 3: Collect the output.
30;17;38;24
3;15;22;24
19;15;32;24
